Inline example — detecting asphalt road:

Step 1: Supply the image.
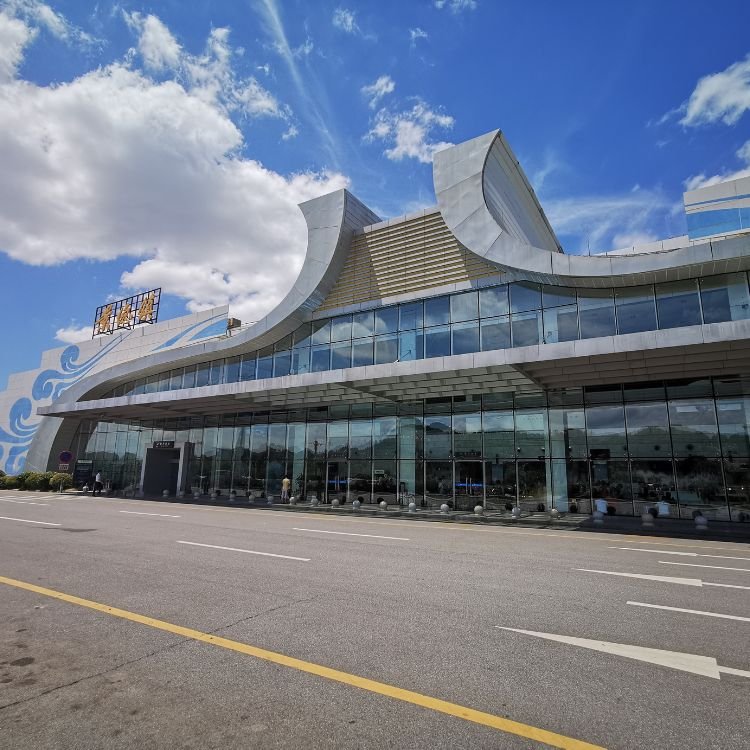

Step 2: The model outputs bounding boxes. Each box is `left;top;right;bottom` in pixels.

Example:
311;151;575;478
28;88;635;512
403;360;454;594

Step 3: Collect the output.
1;490;749;750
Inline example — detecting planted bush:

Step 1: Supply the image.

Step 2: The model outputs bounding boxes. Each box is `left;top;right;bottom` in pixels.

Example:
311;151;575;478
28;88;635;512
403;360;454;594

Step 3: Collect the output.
0;475;19;489
50;472;73;490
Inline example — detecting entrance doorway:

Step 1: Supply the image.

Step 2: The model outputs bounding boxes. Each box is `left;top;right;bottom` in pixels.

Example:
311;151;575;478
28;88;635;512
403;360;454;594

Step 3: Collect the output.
454;461;484;511
326;461;347;504
142;447;181;497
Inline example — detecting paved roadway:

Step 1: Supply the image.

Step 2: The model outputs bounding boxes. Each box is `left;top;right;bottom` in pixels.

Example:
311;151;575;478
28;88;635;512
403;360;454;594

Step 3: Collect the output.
1;490;749;750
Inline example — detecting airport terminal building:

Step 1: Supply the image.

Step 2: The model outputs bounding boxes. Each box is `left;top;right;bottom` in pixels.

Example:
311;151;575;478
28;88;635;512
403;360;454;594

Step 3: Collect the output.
2;130;750;521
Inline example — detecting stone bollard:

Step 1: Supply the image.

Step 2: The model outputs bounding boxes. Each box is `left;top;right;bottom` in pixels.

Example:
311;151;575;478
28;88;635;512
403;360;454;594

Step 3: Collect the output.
162;489;169;498
379;500;388;511
440;503;450;514
592;510;604;526
352;499;361;511
511;506;522;519
310;496;319;507
332;498;340;507
193;490;200;500
695;514;708;532
408;502;417;514
474;505;484;517
641;511;654;529
549;508;560;521
289;495;296;505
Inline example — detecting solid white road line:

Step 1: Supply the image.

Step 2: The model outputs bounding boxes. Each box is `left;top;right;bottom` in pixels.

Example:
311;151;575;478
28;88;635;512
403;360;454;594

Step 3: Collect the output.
495;626;749;680
292;527;409;541
176;540;310;562
0;516;60;526
659;561;750;573
0;498;49;506
611;546;750;562
119;510;181;518
576;568;750;590
627;601;750;623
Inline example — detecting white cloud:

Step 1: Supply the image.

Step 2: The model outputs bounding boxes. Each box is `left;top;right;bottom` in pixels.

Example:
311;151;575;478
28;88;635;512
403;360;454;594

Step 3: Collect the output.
361;74;395;109
0;12;348;327
366;100;454;163
3;0;95;45
54;324;91;344
0;11;36;82
332;7;358;34
679;54;750;127
281;124;298;140
543;188;672;254
434;0;477;12
683;139;750;191
123;12;181;71
409;27;428;46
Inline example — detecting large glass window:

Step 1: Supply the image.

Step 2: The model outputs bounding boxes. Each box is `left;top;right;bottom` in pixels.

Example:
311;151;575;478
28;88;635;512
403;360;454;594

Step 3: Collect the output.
453;413;482;458
424;415;452;459
675;457;727;519
586;404;627;458
349;420;372;458
668;399;720;457
480;316;511;351
331;341;351;370
374;334;398;364
543;305;578;343
631;459;676;517
542;285;576;308
399;301;423;331
224;357;240;384
375;307;399;335
330;315;352;342
482;411;515;458
425;461;453;508
515;410;548;457
510;282;542;313
450;290;479;322
656;280;701;329
451;321;479;355
290;347;310;375
310;344;331;372
700;273;750;323
351;338;374;367
479;285;509;318
327;421;348;458
424;296;450;327
511;310;541;347
717;397;750;455
615;286;657;334
373;417;398;459
578;290;616;339
398;330;423;361
352;310;375;338
239;354;256;381
273;350;291;377
425;325;451;358
311;319;331;345
256;347;274;379
625;402;670;457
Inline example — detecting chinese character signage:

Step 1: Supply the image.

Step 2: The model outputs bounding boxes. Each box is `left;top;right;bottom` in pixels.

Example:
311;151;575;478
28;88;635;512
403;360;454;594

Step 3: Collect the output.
93;289;161;337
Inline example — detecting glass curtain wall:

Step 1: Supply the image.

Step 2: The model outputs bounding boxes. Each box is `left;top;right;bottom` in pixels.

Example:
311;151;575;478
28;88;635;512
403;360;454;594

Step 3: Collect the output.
72;376;750;521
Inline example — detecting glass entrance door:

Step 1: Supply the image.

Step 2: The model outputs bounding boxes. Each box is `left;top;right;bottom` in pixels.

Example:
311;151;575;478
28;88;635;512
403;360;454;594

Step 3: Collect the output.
425;461;453;509
326;461;347;504
454;461;484;511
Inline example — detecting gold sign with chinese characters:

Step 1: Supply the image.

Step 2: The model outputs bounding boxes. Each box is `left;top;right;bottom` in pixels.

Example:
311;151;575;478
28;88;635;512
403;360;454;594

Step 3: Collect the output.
92;289;161;337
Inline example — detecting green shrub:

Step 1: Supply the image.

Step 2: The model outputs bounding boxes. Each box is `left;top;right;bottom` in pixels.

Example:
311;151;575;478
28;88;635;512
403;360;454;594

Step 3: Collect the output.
50;472;73;491
0;469;5;477
15;471;31;489
0;475;18;489
20;471;55;491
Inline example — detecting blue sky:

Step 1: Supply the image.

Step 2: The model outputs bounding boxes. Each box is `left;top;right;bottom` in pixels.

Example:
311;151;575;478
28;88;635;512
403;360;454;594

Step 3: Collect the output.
1;0;750;389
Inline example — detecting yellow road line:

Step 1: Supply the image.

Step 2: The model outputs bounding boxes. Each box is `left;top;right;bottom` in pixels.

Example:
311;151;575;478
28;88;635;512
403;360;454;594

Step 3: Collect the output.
0;575;603;750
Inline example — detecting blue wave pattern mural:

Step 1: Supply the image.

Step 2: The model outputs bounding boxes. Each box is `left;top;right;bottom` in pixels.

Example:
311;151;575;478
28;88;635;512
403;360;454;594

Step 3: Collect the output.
1;313;226;474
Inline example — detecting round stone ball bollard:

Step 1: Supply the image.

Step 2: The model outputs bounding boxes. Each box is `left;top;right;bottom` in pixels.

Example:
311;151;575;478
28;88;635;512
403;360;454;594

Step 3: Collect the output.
592;510;604;526
289;495;296;505
352;499;361;511
641;511;655;529
193;490;200;500
440;503;450;515
511;505;522;519
474;505;484;517
695;514;709;532
408;502;417;514
549;508;560;521
379;500;388;511
310;496;319;507
332;498;340;507
162;489;169;499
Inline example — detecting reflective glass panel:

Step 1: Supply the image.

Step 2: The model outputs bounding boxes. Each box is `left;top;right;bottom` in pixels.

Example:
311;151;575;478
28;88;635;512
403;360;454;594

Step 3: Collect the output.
311;319;331;345
374;334;398;364
398;330;423;361
451;321;479;355
292;323;312;349
480;316;511;351
625;402;670;457
485;460;516;510
655;280;701;329
349;420;372;458
586;404;627;458
578;290;616;339
510;282;542;313
482;411;515;458
631;459;676;517
700;273;750;323
256;348;274;379
542;285;576;308
675;457;727;520
425;461;453;508
511;310;541;347
273;350;291;377
479;285;509;318
450;290;479;322
330;315;352;342
310;344;331;372
290;347;310;375
351;338;374;367
515;410;548;457
330;341;351;370
615;286;657;334
717;397;750;455
424;415;452;459
424;296;450;327
224;357;240;383
424;325;451;358
453;413;482;459
239;354;256;381
375;307;399;335
668;399;720;456
399;301;423;331
543;305;578;343
352;310;375;338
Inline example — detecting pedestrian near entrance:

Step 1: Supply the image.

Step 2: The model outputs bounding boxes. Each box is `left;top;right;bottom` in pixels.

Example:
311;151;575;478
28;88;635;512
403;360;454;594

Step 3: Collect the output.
281;476;291;503
93;471;103;496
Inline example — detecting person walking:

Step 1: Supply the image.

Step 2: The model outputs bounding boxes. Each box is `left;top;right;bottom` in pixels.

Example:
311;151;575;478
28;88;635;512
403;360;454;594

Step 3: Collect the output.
93;471;103;496
281;476;291;503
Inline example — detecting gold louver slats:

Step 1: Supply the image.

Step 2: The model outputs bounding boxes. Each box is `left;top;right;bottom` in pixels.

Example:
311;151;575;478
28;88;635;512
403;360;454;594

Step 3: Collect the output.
318;211;501;311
